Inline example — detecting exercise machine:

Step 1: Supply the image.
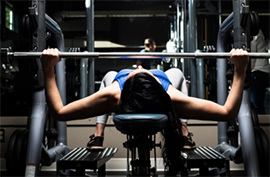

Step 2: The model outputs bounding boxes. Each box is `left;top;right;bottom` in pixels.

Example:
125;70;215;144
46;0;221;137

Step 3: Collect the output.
4;1;117;176
5;1;70;176
2;1;269;176
215;0;269;176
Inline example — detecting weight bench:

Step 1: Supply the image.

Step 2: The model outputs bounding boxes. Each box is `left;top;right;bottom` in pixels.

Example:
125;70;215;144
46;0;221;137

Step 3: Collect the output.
57;147;118;176
113;114;168;176
180;146;226;176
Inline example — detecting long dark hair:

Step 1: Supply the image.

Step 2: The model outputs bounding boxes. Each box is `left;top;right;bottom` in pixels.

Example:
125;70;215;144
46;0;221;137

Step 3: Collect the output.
117;72;183;175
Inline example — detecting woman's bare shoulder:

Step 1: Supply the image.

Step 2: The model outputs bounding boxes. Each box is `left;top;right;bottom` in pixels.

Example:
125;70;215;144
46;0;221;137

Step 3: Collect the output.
96;81;121;104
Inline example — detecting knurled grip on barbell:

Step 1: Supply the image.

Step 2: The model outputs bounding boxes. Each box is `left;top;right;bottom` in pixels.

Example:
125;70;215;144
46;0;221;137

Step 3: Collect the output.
1;48;269;64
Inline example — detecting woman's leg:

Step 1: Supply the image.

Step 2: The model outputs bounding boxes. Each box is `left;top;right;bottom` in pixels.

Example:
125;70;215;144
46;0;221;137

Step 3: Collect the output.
165;68;196;149
87;71;117;149
95;71;118;135
165;68;188;95
165;68;188;124
96;71;118;124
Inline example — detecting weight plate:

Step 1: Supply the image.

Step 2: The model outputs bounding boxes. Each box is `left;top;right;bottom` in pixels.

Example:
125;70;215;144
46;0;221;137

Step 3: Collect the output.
254;127;269;176
250;101;260;127
5;129;22;176
15;129;29;175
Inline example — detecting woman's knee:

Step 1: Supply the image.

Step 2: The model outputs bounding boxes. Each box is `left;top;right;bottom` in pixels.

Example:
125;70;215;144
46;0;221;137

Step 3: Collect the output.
166;68;184;78
104;71;118;79
102;71;118;87
166;68;185;88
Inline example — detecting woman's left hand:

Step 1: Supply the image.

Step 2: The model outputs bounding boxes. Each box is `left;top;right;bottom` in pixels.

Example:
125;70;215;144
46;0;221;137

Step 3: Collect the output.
229;48;249;74
40;48;62;71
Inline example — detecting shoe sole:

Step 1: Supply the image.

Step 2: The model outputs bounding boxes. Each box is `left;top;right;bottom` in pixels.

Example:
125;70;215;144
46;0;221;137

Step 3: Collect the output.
86;146;104;150
182;145;196;150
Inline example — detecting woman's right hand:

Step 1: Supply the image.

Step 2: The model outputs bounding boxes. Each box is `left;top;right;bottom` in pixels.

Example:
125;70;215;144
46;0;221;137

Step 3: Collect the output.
40;48;62;71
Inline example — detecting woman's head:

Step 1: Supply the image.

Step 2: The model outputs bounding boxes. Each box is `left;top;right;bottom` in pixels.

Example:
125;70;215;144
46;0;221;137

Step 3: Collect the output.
118;72;183;174
119;72;171;114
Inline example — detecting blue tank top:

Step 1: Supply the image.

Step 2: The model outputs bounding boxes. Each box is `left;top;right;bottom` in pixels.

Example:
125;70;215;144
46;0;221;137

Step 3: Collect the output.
114;69;171;91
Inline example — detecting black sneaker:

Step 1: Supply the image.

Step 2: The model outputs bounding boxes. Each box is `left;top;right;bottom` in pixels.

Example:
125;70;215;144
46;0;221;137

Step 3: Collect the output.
86;134;104;150
182;132;196;150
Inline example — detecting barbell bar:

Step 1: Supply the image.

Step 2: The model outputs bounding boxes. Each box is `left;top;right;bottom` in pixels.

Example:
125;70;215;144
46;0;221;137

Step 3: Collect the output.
1;48;270;64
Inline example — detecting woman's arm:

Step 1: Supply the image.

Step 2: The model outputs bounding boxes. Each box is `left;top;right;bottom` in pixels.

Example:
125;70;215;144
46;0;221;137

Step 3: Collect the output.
41;49;121;121
168;49;249;121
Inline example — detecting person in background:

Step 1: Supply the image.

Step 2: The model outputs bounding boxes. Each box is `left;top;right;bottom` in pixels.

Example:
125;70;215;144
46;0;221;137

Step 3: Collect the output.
136;38;156;69
250;29;270;114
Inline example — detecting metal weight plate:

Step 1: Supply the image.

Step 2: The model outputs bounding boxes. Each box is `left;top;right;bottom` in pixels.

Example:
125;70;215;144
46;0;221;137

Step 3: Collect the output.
5;129;22;176
14;129;29;176
254;127;269;176
250;101;260;127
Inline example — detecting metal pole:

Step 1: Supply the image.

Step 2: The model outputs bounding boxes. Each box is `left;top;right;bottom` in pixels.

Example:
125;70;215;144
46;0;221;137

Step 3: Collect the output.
172;1;180;68
26;90;47;177
47;17;67;146
189;0;197;97
238;89;260;176
86;0;95;95
233;0;260;176
218;0;222;28
184;0;189;54
43;14;68;146
215;12;233;176
25;1;46;176
176;1;180;54
80;57;88;98
180;0;185;74
183;0;189;78
217;13;234;146
170;21;174;40
196;50;205;99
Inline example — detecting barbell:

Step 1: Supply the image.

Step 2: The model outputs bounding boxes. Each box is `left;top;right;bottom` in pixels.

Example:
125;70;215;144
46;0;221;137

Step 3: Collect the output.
1;48;270;64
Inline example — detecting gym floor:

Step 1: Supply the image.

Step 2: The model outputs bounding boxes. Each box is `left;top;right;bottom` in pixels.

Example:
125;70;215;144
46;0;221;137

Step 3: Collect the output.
1;170;246;176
